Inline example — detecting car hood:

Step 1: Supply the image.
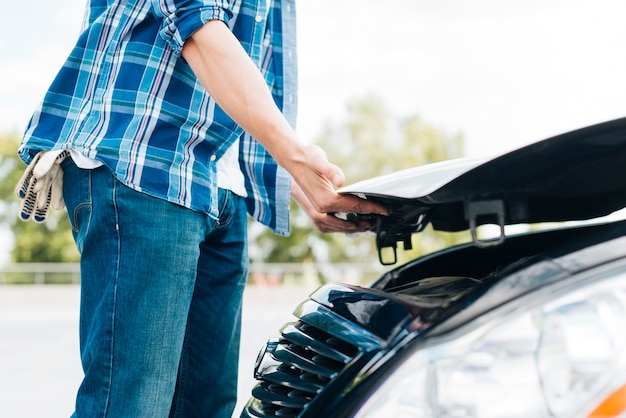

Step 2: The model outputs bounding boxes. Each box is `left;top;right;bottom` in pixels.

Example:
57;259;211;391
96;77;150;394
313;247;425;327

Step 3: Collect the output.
337;118;626;264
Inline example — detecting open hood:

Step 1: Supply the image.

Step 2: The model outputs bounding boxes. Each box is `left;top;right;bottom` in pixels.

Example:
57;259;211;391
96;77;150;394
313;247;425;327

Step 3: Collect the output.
337;118;626;264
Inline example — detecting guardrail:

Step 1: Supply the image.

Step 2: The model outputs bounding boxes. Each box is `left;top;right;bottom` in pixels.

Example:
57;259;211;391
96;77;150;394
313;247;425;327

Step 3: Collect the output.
0;263;81;285
0;262;387;286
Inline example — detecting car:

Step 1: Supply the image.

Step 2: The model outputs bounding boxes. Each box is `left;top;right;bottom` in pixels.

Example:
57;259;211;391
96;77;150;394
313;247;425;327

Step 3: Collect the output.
240;118;626;418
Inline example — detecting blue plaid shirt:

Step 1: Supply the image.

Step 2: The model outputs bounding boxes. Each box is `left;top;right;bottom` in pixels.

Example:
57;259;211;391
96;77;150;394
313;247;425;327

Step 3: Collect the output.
18;0;297;235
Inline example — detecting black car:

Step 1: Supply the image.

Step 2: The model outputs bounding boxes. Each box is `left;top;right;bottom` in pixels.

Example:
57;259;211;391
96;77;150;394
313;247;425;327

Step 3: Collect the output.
241;118;626;418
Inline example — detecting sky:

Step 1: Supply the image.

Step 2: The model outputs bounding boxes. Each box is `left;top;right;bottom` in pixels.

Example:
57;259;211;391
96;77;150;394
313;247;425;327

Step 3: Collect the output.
295;0;626;157
1;0;626;263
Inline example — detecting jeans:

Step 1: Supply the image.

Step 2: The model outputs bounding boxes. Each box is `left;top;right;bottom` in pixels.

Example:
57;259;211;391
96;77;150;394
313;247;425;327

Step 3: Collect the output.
62;159;249;418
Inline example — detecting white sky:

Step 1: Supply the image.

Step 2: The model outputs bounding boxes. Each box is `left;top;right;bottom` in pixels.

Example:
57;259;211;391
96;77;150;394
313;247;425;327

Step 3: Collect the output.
1;0;626;263
296;0;626;157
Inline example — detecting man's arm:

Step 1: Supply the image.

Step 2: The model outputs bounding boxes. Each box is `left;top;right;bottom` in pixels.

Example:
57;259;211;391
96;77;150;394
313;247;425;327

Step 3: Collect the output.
182;20;387;232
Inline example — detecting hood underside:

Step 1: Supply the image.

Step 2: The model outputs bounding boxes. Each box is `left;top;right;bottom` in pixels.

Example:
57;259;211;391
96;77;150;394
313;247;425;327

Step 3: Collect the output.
338;118;626;264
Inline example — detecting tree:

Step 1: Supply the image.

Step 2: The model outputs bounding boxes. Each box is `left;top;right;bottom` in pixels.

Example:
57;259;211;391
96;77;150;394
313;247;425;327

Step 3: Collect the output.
252;95;470;273
0;134;79;263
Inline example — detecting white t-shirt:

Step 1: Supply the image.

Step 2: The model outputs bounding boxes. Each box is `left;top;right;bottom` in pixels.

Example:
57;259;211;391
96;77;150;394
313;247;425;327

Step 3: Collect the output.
216;140;247;197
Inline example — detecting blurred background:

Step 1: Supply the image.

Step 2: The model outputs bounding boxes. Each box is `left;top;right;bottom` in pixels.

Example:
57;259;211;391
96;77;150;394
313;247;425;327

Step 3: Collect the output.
1;0;626;416
2;0;626;271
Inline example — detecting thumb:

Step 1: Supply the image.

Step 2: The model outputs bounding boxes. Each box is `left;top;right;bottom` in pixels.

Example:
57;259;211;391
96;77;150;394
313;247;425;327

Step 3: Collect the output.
326;162;345;188
306;144;345;187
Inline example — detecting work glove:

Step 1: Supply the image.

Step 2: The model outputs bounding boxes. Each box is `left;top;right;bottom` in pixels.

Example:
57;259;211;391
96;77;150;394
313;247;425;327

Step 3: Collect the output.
15;149;70;223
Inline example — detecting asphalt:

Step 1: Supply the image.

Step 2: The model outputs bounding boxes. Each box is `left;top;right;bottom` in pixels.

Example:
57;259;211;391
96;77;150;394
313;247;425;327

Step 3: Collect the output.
0;284;318;418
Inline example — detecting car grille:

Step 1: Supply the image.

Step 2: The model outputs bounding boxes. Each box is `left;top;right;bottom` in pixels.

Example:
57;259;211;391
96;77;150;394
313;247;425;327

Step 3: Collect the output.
244;299;383;417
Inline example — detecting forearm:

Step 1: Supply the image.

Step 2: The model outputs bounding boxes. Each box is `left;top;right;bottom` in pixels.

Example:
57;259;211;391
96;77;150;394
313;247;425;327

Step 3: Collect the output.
181;20;304;172
182;19;388;220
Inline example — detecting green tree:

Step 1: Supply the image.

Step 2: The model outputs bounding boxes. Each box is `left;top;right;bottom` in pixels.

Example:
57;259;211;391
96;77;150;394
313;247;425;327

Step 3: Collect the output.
0;134;79;263
252;95;470;273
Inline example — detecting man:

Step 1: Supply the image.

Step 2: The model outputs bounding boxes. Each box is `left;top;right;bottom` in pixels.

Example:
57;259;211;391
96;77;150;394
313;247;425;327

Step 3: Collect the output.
16;0;386;417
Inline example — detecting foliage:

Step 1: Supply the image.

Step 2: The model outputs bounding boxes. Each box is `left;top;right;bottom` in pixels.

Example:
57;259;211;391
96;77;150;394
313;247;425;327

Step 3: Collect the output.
0;134;79;263
252;95;471;270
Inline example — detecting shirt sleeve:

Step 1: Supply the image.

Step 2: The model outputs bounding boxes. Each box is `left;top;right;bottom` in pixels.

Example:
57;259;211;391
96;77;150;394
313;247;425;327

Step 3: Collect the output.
150;0;233;55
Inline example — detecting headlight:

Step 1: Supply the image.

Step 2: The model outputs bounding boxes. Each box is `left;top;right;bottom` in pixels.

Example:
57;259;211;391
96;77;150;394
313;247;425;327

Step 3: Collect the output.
355;268;626;418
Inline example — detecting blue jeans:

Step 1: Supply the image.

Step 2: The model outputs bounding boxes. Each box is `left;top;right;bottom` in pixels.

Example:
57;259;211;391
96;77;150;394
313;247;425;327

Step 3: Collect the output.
62;159;249;418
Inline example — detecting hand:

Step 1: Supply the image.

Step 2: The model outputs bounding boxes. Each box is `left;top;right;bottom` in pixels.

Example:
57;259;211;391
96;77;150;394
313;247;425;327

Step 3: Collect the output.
16;150;70;223
290;145;388;233
291;181;379;233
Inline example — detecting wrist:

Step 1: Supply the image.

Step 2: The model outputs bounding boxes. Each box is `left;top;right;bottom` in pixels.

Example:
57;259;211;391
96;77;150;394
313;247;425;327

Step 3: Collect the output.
268;135;307;175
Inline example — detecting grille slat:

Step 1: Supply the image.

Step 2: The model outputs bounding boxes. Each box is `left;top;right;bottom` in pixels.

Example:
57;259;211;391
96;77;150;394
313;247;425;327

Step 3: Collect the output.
252;382;311;409
245;298;384;417
272;343;338;380
259;364;325;393
280;323;353;363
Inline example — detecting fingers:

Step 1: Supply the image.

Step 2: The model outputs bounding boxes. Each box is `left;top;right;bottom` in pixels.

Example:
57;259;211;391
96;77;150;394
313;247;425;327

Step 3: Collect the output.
308;212;378;234
292;176;387;235
307;190;388;218
336;193;389;216
324;160;345;188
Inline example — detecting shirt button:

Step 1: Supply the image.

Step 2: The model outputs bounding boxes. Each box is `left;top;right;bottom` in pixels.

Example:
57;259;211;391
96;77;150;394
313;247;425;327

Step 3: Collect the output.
210;155;217;161
255;15;263;23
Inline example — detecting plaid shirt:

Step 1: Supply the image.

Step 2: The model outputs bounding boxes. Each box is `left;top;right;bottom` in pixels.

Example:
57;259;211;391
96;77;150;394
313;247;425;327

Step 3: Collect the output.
18;0;297;235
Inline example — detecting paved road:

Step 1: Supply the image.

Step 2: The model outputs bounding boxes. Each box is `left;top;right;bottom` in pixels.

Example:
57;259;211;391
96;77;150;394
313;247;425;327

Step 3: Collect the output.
0;284;318;418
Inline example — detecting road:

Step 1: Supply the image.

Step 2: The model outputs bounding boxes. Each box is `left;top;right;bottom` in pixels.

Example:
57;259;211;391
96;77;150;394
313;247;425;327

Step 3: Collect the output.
0;284;318;417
